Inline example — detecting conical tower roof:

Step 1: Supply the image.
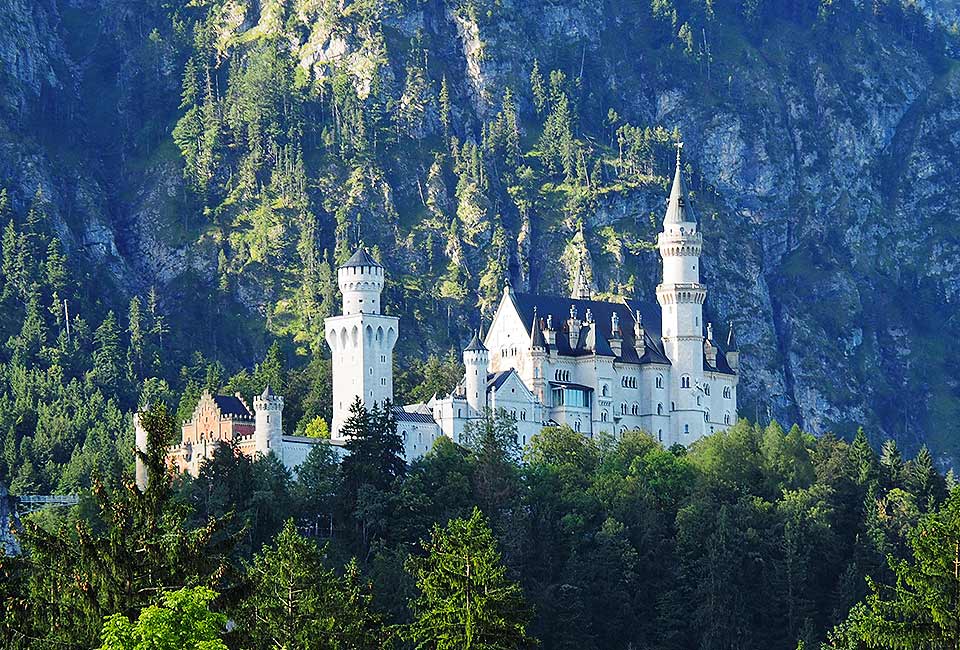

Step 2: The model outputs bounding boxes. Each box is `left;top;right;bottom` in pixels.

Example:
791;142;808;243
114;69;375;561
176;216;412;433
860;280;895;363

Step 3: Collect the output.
464;330;487;352
664;143;696;225
342;246;382;269
530;308;546;350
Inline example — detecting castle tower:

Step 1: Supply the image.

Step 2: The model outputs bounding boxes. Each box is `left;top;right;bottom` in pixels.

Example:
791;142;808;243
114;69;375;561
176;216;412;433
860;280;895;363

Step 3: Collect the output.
254;385;284;457
464;331;489;415
657;143;706;440
324;247;399;439
134;413;147;491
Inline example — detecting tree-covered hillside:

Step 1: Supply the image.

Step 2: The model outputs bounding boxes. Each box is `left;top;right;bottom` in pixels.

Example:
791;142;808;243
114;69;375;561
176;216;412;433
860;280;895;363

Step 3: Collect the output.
0;0;959;481
2;406;957;649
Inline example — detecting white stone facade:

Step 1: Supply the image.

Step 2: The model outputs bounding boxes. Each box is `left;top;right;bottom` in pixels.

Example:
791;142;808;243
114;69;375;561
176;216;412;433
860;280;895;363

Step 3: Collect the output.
325;149;740;463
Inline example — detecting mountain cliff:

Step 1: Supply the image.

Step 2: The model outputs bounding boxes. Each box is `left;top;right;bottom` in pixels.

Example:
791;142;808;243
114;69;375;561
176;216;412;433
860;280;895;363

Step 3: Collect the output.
1;0;959;465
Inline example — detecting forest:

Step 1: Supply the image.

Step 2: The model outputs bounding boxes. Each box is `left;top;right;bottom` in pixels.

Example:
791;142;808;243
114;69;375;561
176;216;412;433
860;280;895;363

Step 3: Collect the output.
2;399;958;649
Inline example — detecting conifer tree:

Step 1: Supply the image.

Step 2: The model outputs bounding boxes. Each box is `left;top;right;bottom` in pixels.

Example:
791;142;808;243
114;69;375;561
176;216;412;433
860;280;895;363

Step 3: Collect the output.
92;310;124;394
407;507;535;650
236;519;389;649
846;487;960;648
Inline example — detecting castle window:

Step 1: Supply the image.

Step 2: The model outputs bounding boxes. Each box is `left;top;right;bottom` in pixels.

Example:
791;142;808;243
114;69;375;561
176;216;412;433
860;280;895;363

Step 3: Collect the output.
696;396;701;406
656;374;664;389
657;403;663;415
681;375;691;389
602;385;609;397
621;402;627;415
724;413;731;425
704;384;711;396
632;403;640;416
671;402;675;411
575;420;581;432
601;410;608;422
684;424;690;434
723;386;732;399
658;429;663;442
521;410;527;421
704;411;709;422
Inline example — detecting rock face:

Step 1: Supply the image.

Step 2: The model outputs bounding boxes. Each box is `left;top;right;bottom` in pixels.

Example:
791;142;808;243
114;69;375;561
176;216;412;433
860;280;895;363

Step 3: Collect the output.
1;0;959;463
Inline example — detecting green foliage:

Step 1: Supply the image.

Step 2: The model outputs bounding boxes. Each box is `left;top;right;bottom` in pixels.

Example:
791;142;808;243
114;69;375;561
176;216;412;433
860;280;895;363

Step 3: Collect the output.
845;487;960;648
407;508;535;650
98;587;227;650
235;520;390;649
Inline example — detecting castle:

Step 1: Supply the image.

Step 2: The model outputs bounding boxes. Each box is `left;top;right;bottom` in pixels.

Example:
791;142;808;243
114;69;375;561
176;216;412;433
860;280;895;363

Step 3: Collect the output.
150;147;738;481
326;147;738;462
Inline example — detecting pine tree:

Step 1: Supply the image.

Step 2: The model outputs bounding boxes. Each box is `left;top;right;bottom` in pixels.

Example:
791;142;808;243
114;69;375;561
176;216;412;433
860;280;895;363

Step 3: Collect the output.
879;438;904;489
127;297;145;381
236;519;389;649
439;75;452;136
407;508;536;649
847;487;960;648
530;59;547;114
92;311;123;394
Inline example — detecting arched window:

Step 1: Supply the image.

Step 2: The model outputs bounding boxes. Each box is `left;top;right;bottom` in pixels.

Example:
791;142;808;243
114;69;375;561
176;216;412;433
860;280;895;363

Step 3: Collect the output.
724;413;731;425
601;410;608;422
671;401;675;411
704;411;709;422
575;420;581;432
520;410;527;421
704;384;711;396
681;375;691;389
621;402;627;415
631;403;639;416
658;429;663;442
684;424;690;434
656;374;664;389
602;385;609;397
657;403;663;415
723;386;732;399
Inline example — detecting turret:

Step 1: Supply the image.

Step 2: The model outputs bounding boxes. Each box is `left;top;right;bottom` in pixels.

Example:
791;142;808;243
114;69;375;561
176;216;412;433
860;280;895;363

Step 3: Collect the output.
338;247;384;315
704;322;718;366
464;331;489;415
567;304;581;349
634;310;646;357
726;321;739;372
134;413;147;491
609;311;623;357
254;385;284;456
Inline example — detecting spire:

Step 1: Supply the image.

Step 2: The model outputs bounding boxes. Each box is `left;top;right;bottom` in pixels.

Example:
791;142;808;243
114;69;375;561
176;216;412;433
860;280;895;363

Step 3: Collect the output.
726;321;738;351
530;307;546;350
664;141;695;225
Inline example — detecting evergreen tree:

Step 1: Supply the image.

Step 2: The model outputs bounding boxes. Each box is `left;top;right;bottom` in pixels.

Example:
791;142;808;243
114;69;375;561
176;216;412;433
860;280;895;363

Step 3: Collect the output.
92;311;124;395
407;508;536;650
235;520;390;649
846;487;960;648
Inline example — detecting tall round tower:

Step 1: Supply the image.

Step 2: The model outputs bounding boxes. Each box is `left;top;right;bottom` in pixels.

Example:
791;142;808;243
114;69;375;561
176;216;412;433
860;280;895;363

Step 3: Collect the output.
657;143;707;442
338;248;385;315
325;247;399;439
254;385;284;457
463;331;489;415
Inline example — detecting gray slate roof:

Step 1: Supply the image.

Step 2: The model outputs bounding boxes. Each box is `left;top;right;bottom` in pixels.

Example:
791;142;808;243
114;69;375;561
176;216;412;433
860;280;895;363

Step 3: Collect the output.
342;247;382;268
510;292;736;375
213;396;251;417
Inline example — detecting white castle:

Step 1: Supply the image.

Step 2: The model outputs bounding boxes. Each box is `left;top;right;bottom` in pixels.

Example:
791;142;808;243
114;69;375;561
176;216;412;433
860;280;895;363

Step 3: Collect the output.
138;149;739;487
324;149;739;461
